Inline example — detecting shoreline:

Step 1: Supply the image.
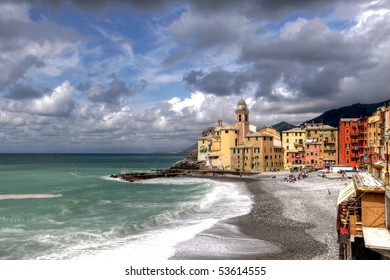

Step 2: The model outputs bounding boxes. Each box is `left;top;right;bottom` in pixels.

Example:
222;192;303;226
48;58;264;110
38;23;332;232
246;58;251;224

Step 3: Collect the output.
171;171;341;260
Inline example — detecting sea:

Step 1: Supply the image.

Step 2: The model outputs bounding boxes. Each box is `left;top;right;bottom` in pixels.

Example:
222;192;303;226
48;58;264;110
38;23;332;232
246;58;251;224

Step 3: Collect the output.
0;154;253;260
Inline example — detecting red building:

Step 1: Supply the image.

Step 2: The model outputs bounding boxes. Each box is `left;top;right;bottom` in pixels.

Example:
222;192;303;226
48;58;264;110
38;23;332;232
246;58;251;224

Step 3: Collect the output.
305;141;322;168
339;117;370;169
339;118;360;167
286;150;305;167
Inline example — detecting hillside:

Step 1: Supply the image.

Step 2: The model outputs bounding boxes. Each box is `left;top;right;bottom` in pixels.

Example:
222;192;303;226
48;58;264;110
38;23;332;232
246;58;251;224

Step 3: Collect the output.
271;121;296;133
305;99;390;128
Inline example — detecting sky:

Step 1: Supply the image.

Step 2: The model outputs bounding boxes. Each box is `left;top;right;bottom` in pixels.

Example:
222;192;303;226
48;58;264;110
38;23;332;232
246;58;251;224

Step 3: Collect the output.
0;0;389;153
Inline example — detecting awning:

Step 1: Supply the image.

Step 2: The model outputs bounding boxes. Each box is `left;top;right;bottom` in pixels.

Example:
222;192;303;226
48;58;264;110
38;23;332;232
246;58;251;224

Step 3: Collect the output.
337;182;356;205
362;227;390;258
373;161;385;170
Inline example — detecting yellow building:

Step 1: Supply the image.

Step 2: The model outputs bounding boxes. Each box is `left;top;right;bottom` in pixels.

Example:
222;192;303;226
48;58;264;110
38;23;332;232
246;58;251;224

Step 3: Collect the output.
305;123;338;167
197;97;283;172
282;127;306;169
210;122;238;170
368;107;386;164
231;131;283;172
197;120;238;170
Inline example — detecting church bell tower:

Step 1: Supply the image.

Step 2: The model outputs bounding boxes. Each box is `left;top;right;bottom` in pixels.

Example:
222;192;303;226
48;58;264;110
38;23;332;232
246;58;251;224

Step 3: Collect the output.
235;96;249;145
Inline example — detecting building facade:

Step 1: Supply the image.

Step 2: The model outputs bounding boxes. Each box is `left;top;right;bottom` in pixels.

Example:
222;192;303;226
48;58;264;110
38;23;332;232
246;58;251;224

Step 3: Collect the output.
339;118;360;167
197;98;283;172
282;127;306;169
282;123;338;169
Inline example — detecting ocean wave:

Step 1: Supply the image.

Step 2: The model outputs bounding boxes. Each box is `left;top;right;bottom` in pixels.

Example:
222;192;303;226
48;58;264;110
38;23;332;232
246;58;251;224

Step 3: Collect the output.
27;177;253;260
138;177;215;186
99;175;129;183
0;194;63;200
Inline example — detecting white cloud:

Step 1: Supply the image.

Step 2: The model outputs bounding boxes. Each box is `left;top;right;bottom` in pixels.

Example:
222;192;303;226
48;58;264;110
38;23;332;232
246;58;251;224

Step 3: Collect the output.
29;80;75;116
6;80;75;117
168;91;206;113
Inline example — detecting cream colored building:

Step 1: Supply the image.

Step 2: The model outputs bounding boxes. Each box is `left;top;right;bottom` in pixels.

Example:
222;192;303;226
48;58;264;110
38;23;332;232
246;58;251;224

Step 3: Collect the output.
282;127;306;169
197;98;283;172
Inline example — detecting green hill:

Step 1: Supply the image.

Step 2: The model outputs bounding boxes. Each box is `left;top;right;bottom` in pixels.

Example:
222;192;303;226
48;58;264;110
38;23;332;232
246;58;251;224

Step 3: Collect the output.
305;99;390;128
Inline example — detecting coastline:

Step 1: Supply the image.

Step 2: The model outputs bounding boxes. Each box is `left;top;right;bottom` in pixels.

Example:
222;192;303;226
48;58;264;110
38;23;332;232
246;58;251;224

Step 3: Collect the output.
171;171;341;260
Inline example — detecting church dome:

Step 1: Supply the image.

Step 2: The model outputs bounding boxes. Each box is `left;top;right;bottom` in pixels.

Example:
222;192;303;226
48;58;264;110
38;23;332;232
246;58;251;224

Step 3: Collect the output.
236;98;248;112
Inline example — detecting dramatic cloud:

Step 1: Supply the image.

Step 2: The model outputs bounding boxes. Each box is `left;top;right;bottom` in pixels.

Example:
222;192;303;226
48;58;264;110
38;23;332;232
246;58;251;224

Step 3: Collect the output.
7;80;75;117
0;55;45;88
0;0;389;152
85;78;147;104
183;69;252;96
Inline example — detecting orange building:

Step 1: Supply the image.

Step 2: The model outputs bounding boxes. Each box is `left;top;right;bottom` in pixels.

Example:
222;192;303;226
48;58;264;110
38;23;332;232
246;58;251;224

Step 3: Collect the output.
339;118;360;168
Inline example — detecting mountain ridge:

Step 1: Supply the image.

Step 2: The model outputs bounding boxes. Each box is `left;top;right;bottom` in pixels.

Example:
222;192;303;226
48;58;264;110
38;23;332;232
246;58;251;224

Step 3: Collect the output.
304;99;390;128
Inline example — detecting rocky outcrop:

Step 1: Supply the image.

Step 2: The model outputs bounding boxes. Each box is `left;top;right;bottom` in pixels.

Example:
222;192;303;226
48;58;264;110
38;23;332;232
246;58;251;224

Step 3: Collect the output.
110;157;206;183
110;170;183;182
169;157;205;170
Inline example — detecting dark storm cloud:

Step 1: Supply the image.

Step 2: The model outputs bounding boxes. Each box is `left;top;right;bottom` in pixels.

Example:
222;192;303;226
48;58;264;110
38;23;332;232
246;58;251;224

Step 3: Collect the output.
237;17;380;100
0;55;45;88
187;0;370;20
86;78;147;103
183;69;252;96
13;0;369;19
0;18;78;50
5;83;42;99
12;0;177;13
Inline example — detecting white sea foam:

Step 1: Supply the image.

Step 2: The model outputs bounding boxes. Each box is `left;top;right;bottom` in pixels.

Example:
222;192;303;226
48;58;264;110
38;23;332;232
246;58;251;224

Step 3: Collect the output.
39;178;253;260
99;175;129;183
0;194;63;200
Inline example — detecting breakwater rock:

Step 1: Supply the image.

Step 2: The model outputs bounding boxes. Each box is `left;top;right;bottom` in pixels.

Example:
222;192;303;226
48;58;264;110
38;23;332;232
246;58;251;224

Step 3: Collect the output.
169;157;205;170
110;169;185;182
110;157;204;182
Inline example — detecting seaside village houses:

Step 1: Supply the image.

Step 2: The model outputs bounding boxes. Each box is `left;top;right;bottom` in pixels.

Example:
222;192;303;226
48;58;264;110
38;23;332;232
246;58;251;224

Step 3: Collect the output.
196;98;390;259
197;97;389;179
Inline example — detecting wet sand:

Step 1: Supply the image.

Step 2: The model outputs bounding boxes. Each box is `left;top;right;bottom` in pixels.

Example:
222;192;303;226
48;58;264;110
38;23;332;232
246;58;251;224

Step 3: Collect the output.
171;171;344;260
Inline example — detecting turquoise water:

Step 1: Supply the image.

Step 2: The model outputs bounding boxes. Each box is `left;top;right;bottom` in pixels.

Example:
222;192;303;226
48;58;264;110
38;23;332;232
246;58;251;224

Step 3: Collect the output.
0;154;251;260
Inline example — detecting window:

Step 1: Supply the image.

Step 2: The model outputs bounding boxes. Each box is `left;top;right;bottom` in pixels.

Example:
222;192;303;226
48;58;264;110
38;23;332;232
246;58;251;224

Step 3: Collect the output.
346;129;349;134
239;114;242;122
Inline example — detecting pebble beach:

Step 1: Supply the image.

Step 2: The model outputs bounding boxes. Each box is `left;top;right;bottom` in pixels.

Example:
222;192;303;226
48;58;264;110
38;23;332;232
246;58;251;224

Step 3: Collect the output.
171;171;346;260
